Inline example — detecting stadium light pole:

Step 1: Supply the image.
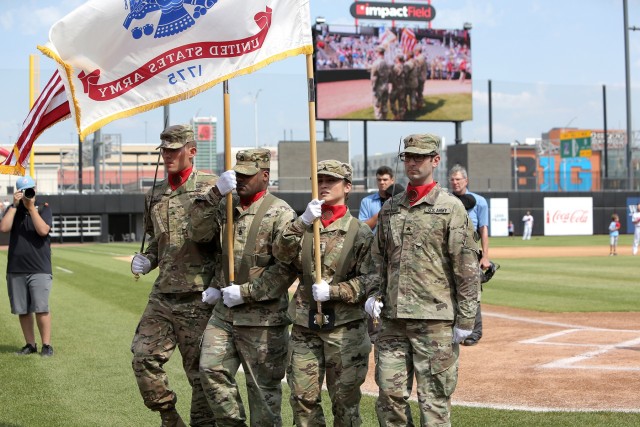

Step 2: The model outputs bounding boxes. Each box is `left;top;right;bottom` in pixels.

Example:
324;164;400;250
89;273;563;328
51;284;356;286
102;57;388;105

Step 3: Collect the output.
622;0;637;189
511;140;519;192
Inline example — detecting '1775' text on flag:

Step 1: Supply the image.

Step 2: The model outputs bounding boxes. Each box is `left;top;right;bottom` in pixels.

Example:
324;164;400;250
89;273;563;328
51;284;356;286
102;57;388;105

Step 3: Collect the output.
0;71;70;175
39;0;312;140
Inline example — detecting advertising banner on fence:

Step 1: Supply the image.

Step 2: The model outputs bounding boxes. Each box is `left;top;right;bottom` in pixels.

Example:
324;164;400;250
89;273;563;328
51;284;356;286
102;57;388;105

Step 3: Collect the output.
490;198;509;237
544;197;593;236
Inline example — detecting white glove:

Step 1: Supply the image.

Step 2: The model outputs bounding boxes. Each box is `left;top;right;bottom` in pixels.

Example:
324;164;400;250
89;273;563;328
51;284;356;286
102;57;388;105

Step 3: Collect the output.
202;287;221;304
312;280;330;302
222;283;244;307
452;327;473;344
301;199;324;225
365;296;383;318
216;170;237;196
131;254;151;275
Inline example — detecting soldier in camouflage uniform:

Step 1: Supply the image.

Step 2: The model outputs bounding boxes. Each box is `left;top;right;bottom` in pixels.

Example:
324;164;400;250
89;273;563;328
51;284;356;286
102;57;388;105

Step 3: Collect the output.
366;134;480;427
389;55;407;120
404;51;419;113
130;125;218;427
190;149;297;427
413;46;427;110
273;160;375;427
370;46;391;120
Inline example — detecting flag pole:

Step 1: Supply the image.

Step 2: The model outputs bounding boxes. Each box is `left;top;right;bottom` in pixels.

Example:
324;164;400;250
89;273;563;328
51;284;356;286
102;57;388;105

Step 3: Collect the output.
28;54;38;177
223;81;235;284
306;54;324;327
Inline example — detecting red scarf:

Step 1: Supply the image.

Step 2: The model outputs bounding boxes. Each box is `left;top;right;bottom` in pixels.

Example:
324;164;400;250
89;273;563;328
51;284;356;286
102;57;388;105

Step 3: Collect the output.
240;190;266;210
406;182;437;206
168;167;193;191
320;204;347;228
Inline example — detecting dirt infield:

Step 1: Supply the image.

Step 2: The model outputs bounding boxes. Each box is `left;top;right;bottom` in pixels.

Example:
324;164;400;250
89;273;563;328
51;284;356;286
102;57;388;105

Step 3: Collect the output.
359;245;640;412
453;306;640;412
361;305;640;412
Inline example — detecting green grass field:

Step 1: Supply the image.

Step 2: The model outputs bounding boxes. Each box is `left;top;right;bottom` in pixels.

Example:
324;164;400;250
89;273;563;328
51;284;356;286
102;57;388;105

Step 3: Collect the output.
0;238;639;426
485;235;640;312
340;93;472;121
491;234;633;248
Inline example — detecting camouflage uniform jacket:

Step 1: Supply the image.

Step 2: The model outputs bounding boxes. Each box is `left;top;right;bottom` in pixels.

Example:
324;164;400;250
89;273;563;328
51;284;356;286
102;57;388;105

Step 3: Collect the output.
143;169;219;294
415;53;427;82
404;58;419;89
273;211;376;328
190;192;296;326
372;184;480;331
391;62;406;92
370;57;391;93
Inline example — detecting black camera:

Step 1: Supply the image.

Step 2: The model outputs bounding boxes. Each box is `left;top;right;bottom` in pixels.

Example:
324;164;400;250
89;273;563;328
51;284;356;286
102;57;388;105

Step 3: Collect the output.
23;188;35;200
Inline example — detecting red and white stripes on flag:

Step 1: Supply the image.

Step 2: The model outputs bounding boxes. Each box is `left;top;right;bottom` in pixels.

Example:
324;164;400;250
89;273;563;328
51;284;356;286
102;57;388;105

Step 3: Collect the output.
0;71;70;175
400;28;417;54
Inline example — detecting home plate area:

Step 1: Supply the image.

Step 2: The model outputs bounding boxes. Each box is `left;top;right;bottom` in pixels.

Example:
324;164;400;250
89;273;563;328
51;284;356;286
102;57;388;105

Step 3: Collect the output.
451;305;640;412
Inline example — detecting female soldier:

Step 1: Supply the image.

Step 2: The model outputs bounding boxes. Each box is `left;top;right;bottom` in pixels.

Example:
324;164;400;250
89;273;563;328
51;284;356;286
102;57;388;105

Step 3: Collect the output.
273;160;376;427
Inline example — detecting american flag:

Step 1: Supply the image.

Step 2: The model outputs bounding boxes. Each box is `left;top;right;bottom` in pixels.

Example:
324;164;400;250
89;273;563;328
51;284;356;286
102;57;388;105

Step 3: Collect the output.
400;28;417;54
0;71;70;175
378;27;397;48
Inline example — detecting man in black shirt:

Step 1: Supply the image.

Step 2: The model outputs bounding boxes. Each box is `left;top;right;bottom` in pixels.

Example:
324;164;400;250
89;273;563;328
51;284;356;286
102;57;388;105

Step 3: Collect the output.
0;176;54;356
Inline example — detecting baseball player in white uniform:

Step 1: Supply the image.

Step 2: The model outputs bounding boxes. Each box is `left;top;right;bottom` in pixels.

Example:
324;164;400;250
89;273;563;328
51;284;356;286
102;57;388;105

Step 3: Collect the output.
632;203;640;255
522;211;533;240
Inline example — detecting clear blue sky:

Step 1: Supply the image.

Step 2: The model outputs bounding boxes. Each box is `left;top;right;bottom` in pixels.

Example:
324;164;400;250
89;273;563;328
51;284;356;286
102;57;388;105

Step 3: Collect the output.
0;0;638;157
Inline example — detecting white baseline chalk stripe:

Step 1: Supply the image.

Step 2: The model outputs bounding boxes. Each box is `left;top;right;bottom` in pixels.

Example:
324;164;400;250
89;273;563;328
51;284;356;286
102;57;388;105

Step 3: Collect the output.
452;400;640;413
485;311;640;333
362;390;640;413
56;266;73;273
541;336;640;369
520;328;581;344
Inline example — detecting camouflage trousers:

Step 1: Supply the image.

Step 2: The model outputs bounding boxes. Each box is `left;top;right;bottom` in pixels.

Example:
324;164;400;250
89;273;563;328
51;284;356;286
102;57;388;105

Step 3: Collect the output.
287;321;371;427
390;89;406;119
131;292;215;427
373;90;389;120
375;318;458;427
416;81;425;108
199;316;288;427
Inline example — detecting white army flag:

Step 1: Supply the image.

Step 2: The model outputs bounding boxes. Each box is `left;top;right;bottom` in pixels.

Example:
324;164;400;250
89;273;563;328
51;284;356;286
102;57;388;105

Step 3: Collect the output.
39;0;313;140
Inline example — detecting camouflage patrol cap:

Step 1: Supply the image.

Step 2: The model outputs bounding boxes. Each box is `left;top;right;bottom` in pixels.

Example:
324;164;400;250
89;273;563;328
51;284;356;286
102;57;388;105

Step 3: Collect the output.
402;133;441;156
317;159;353;183
233;148;270;176
157;124;195;149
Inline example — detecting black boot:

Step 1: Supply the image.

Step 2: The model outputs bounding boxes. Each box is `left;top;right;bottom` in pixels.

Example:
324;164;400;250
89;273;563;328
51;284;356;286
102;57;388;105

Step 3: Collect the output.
160;408;187;427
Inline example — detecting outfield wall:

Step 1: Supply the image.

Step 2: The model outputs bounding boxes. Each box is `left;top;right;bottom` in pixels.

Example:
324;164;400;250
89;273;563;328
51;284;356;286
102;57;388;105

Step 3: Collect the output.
1;191;633;245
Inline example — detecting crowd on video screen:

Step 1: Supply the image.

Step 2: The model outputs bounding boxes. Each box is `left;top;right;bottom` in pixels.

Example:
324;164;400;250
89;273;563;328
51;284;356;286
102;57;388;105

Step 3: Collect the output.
316;26;471;120
316;26;471;81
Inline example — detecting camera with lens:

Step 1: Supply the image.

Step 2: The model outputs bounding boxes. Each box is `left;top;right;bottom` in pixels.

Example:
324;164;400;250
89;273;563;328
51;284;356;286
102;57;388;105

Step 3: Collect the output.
23;188;36;200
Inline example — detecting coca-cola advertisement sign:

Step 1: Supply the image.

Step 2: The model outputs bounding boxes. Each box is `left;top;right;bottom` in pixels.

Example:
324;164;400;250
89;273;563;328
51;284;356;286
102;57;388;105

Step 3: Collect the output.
544;197;593;236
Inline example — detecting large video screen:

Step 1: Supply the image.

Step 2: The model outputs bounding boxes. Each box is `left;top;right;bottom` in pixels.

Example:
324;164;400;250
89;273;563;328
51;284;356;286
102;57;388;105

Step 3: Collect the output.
315;24;472;122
